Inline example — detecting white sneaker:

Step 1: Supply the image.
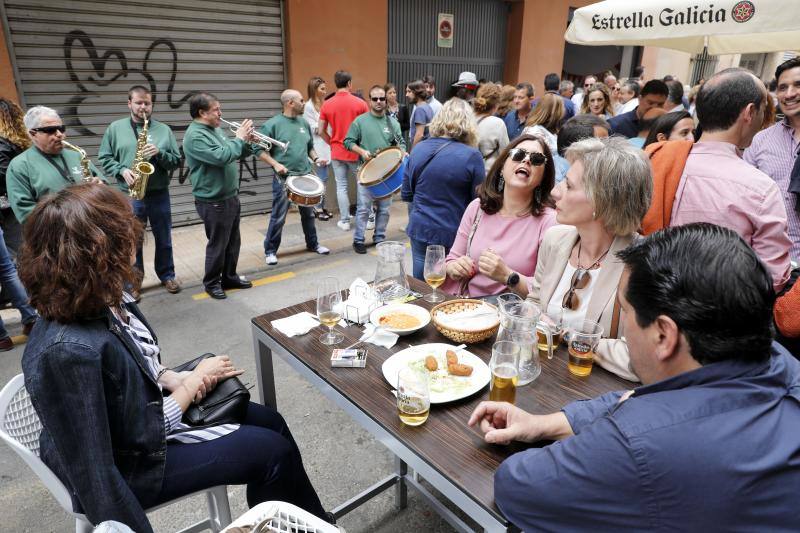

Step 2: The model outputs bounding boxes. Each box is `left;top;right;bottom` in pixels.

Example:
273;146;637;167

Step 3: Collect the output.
366;219;375;230
265;253;278;265
337;220;351;231
313;245;330;255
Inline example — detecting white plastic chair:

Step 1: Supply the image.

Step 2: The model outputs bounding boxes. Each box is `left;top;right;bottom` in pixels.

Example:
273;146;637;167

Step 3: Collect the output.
0;374;232;533
222;501;340;533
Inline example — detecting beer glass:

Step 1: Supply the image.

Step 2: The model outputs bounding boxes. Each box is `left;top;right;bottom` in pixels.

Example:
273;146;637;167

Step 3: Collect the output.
566;319;603;377
489;341;520;404
397;367;430;426
316;277;343;345
423;245;446;303
537;307;564;359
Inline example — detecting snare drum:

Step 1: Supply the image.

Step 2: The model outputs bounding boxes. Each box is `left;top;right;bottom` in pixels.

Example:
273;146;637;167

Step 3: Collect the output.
358;147;406;199
285;174;325;206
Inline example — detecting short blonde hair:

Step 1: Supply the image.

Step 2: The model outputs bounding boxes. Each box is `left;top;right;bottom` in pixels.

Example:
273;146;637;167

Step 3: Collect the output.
429;98;478;147
565;136;652;236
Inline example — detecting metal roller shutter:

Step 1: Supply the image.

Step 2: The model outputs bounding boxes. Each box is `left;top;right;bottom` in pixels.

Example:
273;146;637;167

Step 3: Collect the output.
388;0;507;103
1;0;285;226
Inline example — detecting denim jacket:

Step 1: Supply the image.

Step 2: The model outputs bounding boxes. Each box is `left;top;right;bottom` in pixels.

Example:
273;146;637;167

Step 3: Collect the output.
22;302;164;533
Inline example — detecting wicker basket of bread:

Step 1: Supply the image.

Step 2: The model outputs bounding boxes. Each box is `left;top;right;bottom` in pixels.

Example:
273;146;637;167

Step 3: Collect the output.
430;299;500;344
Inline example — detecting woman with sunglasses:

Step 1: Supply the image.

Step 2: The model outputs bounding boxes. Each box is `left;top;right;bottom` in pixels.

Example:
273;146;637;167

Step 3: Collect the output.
6;106;106;223
442;134;556;298
528;136;652;381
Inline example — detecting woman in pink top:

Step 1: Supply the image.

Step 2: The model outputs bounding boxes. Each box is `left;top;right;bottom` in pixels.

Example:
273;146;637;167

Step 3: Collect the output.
443;134;557;297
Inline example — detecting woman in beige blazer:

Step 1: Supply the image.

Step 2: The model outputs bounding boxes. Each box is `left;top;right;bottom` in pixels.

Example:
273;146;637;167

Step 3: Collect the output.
528;136;652;381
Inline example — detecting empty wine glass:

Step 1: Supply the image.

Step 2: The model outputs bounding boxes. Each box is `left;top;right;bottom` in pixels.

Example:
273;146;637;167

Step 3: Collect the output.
316;277;343;345
423;245;446;303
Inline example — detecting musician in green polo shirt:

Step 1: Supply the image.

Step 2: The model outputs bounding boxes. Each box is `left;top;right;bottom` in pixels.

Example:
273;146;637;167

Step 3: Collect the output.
98;85;182;295
256;89;330;266
343;85;406;254
182;92;254;300
7;106;106;224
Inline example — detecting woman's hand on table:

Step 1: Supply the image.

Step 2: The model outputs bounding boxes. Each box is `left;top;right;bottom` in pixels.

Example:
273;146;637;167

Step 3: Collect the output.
446;256;475;281
477;248;511;284
468;402;574;444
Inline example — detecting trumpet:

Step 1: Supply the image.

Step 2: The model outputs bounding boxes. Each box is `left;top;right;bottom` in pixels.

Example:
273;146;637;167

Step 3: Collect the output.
220;118;289;153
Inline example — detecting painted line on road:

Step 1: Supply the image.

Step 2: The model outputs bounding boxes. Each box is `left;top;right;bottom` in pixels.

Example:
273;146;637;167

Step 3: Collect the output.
192;271;297;300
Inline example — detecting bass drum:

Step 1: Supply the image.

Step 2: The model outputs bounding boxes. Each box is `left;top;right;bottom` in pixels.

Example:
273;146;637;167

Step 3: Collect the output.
358;147;406;199
285;174;325;206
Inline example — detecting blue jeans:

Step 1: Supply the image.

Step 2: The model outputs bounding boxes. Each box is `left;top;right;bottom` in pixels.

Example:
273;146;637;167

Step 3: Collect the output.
410;238;450;281
353;184;391;244
314;163;330;210
153;402;326;519
0;227;36;337
132;191;176;282
331;160;359;223
264;176;318;255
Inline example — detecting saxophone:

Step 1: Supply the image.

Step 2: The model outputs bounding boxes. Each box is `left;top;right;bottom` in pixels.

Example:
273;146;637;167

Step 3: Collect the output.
128;111;155;200
61;140;92;182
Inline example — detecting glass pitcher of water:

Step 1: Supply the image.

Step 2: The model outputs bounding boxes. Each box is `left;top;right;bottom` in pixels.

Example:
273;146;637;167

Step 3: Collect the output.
373;241;410;303
497;298;548;386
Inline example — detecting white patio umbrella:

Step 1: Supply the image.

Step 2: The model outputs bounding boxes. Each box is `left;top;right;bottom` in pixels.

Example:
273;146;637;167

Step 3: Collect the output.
565;0;800;55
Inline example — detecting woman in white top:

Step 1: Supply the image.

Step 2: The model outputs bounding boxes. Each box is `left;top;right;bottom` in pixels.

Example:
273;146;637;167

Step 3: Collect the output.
527;137;652;381
473;83;509;173
303;76;332;220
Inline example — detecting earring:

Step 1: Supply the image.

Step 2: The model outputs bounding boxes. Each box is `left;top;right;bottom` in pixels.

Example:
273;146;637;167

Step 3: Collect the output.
592;210;596;219
534;188;541;202
497;173;505;192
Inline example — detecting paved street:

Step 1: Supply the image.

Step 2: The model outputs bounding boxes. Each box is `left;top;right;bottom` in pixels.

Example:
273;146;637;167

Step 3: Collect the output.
0;203;478;532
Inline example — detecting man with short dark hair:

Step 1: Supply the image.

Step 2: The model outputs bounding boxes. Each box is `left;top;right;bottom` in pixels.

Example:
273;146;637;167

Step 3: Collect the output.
98;85;182;295
422;74;442;116
533;73;574;120
648;68;791;291
503;82;534;140
470;223;800;531
319;70;369;231
182;92;254;299
608;79;669;138
745;56;800;261
665;79;685;112
554;114;610;182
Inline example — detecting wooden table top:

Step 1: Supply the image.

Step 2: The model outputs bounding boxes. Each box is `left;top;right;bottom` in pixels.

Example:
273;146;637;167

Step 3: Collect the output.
252;278;635;524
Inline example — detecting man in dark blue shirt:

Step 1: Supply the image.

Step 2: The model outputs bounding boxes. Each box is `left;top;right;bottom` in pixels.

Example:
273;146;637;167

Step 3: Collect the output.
607;79;669;138
470;223;800;531
532;73;575;121
503;82;535;140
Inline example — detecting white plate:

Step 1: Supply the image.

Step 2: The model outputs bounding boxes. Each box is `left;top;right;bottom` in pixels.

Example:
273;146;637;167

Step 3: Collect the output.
370;303;431;336
382;343;491;404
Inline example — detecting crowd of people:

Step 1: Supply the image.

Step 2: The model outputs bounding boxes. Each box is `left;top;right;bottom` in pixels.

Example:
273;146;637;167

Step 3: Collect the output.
1;55;799;531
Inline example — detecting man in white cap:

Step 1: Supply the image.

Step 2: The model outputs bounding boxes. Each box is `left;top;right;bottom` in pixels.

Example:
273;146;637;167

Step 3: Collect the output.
453;71;479;102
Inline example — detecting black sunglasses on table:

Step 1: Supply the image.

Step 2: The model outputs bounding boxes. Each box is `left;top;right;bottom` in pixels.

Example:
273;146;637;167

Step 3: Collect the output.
508;148;547;166
31;125;66;135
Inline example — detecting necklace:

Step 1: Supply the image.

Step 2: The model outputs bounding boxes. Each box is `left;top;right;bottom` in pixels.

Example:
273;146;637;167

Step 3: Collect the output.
576;240;611;270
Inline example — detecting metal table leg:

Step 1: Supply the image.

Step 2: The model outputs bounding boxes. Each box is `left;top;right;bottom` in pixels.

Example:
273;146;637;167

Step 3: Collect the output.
395;456;408;510
252;326;277;408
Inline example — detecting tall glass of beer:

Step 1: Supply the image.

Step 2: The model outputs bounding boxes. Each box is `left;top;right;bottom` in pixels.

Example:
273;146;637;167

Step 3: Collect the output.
489;340;520;403
566;319;603;377
397;367;430;426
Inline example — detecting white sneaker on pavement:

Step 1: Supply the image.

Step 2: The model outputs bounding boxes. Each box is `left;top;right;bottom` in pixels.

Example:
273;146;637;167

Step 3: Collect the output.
265;253;278;265
313;245;330;255
337;220;351;231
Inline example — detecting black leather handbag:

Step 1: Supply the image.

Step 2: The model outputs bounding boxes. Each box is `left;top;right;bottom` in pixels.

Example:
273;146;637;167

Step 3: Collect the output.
171;353;250;426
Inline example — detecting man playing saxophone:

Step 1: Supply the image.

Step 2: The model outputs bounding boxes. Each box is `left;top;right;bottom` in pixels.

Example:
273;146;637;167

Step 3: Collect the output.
7;106;106;223
99;86;182;295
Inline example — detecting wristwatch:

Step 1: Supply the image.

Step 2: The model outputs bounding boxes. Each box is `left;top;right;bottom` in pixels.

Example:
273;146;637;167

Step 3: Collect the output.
505;271;520;287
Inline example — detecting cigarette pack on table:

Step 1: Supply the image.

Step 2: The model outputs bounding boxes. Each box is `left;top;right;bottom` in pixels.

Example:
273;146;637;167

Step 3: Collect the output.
331;348;368;368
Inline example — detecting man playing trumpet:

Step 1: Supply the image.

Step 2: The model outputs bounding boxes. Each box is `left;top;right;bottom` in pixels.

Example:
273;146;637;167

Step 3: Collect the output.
98;85;182;296
7;106;106;223
256;89;330;266
183;92;254;300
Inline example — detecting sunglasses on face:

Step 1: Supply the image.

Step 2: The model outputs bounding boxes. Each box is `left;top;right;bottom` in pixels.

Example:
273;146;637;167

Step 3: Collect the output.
562;268;591;310
371;97;386;102
31;125;66;135
508;148;547;166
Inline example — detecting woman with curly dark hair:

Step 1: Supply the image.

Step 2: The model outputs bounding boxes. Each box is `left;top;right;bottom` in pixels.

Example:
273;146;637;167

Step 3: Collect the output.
442;134;557;297
20;183;329;532
0;97;29;254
